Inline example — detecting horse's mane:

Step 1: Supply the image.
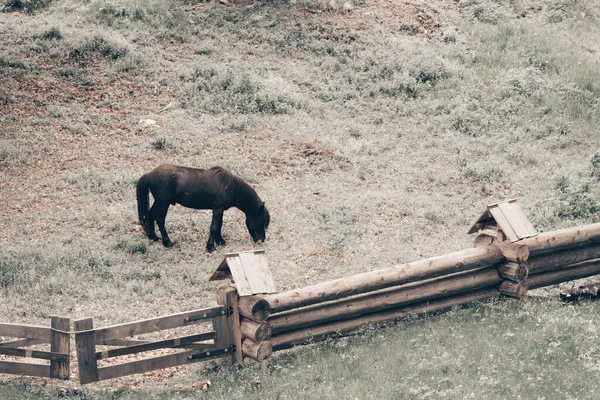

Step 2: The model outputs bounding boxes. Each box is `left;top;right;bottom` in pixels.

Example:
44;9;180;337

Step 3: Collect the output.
210;167;262;215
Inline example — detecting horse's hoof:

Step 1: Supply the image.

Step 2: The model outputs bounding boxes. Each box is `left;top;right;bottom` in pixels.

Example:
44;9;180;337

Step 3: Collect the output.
206;245;216;253
216;239;226;246
163;241;175;248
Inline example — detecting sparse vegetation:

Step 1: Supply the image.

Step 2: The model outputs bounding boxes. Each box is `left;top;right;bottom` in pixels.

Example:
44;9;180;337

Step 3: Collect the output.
0;0;599;396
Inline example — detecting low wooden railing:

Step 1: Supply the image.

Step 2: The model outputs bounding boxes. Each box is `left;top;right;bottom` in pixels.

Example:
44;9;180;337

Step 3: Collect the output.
0;316;70;380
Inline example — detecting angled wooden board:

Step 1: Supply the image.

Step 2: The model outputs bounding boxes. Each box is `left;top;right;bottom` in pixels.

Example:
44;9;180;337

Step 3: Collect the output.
497;201;537;240
488;206;520;242
210;250;277;296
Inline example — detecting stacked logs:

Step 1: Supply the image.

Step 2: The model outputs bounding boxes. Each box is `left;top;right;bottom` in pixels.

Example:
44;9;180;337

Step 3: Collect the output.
236;245;508;358
474;235;530;299
521;223;600;290
231;222;600;362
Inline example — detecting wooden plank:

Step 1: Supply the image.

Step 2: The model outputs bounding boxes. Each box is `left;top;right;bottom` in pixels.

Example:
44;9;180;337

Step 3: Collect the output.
74;318;99;385
96;332;216;360
97;349;228;382
0;347;68;362
0;323;51;342
254;252;277;293
509;202;537;238
93;306;225;345
489;206;519;242
50;316;70;380
216;287;244;363
239;252;272;295
0;360;50;378
0;338;45;348
226;255;252;296
104;338;152;346
497;202;536;240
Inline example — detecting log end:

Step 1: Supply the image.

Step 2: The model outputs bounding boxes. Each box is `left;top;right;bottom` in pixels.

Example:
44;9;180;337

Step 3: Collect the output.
239;297;272;322
499;280;529;299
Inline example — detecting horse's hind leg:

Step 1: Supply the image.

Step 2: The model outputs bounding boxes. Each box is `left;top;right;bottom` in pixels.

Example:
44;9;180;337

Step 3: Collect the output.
155;203;174;247
206;209;226;253
146;204;159;241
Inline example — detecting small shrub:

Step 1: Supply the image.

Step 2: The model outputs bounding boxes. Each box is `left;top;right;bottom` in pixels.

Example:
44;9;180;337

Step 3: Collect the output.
115;239;148;255
68;36;128;66
151;137;175;150
1;0;51;13
41;27;62;40
180;68;305;115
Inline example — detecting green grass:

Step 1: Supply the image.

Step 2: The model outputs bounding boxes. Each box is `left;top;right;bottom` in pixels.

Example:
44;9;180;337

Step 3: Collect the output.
0;0;599;396
2;298;600;399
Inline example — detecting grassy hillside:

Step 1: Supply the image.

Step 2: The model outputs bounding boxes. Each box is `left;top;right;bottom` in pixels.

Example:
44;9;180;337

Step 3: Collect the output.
0;0;599;397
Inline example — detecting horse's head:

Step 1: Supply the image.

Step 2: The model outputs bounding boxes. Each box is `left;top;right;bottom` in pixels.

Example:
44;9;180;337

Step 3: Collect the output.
246;203;270;243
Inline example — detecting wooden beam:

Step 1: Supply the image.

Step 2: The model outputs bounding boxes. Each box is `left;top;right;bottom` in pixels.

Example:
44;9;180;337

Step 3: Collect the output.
0;338;45;348
0;323;51;342
520;223;600;256
238;298;271;322
97;349;227;382
528;244;600;274
74;318;98;385
96;332;216;360
239;246;505;316
242;338;272;361
268;268;502;335
497;262;529;282
0;360;50;378
270;287;499;351
93;306;225;345
215;287;244;363
498;280;529;299
50;316;70;380
0;347;68;362
529;258;600;290
241;319;272;342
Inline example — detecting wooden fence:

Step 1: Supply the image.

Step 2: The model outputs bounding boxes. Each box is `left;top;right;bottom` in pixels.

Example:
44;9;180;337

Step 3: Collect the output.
3;222;600;382
75;287;242;384
0;316;70;380
234;222;600;363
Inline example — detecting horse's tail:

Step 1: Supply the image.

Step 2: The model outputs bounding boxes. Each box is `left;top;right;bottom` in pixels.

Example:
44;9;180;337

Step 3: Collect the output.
136;172;151;236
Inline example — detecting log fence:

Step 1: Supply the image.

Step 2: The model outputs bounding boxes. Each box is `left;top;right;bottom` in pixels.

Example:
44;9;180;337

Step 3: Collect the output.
2;221;600;382
233;222;600;363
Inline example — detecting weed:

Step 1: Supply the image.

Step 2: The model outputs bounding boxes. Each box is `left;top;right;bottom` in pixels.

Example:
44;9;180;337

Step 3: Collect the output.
41;27;62;40
68;36;128;66
1;0;50;13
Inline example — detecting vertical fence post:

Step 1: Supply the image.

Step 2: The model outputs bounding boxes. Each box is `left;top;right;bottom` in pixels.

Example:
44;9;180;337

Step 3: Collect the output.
74;317;98;384
50;316;71;380
215;286;244;364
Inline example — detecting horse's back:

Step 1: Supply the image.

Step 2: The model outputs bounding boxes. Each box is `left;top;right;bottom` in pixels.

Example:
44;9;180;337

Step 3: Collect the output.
147;164;233;209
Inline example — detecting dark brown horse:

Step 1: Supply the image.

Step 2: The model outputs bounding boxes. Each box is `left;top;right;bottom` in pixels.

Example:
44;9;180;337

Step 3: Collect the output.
136;164;270;252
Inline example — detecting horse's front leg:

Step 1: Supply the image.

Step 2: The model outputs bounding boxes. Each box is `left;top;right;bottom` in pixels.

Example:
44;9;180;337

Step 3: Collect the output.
206;208;226;252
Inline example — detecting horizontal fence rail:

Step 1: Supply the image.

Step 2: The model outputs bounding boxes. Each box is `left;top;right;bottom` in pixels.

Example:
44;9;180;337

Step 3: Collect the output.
0;316;70;380
74;301;240;385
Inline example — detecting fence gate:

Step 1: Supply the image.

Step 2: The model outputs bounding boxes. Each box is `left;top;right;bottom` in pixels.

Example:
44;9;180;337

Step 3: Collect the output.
0;316;71;380
74;288;241;384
